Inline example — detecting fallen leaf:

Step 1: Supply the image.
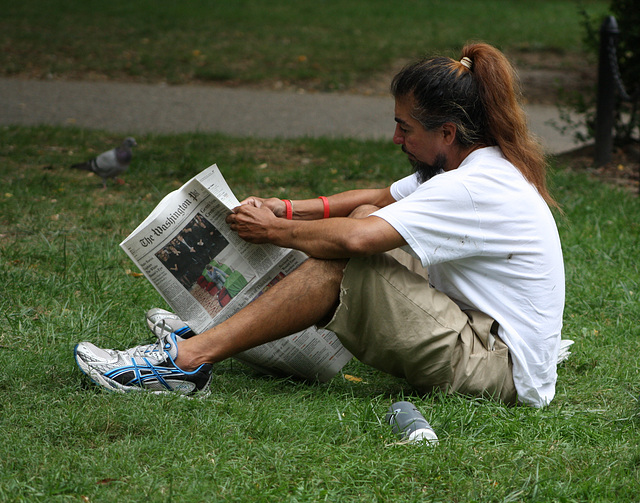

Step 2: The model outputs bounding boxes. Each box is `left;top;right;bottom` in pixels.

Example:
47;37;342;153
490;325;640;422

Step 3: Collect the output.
96;478;119;485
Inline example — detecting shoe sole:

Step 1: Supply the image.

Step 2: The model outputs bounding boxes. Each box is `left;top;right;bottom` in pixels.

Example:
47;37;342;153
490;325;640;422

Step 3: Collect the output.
74;344;212;398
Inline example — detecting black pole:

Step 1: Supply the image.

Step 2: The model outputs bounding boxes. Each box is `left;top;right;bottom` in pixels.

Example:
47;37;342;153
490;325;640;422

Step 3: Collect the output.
595;16;619;167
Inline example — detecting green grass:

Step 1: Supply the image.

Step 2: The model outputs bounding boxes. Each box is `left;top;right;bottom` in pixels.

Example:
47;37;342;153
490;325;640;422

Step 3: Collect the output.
1;125;639;502
1;0;609;90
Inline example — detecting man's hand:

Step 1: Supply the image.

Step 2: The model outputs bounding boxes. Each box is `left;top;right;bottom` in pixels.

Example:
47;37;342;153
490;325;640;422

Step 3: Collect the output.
226;199;281;244
237;196;287;218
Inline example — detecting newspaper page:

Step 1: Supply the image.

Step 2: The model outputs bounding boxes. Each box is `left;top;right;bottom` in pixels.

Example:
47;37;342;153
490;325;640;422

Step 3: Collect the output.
120;164;352;382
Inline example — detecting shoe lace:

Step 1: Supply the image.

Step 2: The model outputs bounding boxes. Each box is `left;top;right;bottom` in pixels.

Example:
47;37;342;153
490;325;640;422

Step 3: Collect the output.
150;318;172;338
126;333;166;360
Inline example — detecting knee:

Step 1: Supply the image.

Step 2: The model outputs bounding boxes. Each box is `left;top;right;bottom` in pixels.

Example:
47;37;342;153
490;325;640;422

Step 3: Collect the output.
298;257;348;282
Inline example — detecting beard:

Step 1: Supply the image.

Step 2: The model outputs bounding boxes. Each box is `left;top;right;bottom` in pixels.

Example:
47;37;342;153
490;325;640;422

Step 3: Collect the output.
404;148;447;184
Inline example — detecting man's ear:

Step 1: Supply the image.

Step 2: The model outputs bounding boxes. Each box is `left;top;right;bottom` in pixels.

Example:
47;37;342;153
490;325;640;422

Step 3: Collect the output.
441;123;457;145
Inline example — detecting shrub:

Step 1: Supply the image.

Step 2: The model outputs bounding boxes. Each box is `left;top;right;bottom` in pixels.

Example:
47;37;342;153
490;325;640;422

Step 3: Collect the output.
559;0;638;146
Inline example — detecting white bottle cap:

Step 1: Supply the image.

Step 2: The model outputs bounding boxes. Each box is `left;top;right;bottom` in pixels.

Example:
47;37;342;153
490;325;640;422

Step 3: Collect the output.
407;428;439;445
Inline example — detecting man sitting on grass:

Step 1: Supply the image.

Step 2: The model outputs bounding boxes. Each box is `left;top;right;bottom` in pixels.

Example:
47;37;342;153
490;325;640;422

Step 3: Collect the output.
74;42;565;408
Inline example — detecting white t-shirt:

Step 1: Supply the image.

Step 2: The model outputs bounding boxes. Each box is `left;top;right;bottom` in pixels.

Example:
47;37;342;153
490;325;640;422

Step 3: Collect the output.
372;147;565;407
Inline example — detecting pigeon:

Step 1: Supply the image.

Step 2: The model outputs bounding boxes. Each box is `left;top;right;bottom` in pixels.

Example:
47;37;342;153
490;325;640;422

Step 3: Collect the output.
71;137;137;189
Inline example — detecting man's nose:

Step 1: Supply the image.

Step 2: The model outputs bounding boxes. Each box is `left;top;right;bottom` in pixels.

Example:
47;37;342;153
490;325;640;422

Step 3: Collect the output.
392;124;404;145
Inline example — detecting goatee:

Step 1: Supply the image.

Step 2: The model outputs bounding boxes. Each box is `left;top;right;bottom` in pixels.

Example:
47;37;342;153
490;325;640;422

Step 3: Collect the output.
408;152;447;184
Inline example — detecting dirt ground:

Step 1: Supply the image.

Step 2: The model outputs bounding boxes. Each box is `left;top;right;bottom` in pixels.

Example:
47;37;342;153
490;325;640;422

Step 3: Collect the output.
555;143;640;195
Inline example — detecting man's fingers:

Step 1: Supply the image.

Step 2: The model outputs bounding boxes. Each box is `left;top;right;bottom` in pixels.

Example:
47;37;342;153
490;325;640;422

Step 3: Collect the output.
235;197;263;209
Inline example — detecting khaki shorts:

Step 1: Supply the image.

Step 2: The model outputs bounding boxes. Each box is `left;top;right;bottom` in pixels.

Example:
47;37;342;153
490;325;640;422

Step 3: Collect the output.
325;251;517;403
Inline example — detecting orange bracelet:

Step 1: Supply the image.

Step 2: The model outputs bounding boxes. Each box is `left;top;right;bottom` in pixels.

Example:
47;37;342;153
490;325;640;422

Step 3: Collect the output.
282;199;293;220
318;196;330;219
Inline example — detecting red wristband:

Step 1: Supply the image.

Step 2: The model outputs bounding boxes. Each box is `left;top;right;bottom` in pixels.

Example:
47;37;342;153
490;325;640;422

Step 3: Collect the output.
318;196;330;219
282;199;293;220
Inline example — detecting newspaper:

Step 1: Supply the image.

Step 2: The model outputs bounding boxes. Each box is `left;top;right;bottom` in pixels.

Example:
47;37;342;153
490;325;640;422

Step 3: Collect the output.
120;164;352;382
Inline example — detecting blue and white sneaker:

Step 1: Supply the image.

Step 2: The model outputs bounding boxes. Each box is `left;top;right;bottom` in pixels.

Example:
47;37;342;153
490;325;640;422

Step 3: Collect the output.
74;332;212;396
146;308;194;339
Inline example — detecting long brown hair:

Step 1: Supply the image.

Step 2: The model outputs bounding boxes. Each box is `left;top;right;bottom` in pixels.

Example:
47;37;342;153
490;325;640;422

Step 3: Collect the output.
391;42;558;208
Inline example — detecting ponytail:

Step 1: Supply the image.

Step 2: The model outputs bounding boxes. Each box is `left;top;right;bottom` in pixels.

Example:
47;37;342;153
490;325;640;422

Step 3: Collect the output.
462;44;558;208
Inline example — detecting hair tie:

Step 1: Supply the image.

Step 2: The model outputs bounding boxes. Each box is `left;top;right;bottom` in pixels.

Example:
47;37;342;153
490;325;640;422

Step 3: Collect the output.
460;57;473;70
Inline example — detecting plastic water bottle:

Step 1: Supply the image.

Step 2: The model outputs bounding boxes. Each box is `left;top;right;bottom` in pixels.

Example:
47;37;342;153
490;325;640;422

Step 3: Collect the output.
386;401;438;444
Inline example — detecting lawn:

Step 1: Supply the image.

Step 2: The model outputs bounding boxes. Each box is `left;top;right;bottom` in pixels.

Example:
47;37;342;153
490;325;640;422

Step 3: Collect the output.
1;0;609;91
1;126;639;502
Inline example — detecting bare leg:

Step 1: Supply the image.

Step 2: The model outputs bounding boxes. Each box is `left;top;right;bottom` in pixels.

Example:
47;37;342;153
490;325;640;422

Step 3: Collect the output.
175;258;347;370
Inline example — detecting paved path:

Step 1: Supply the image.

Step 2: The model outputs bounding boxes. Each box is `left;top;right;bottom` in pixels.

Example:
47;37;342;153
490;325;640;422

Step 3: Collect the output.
0;77;583;154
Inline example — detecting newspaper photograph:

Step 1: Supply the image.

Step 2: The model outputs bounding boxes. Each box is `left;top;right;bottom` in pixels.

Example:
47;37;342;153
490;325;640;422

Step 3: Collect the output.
120;164;352;382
